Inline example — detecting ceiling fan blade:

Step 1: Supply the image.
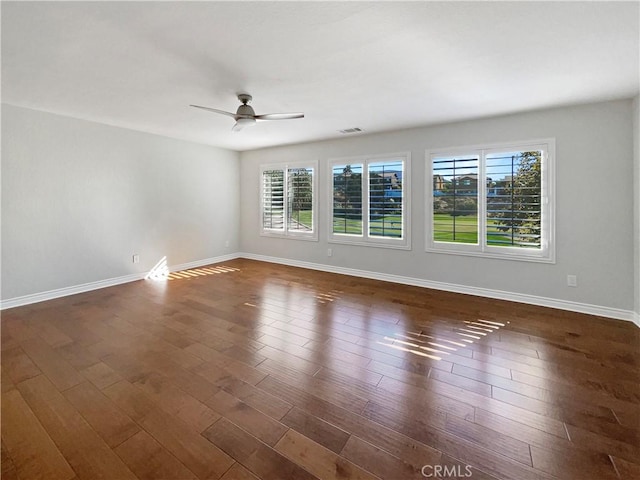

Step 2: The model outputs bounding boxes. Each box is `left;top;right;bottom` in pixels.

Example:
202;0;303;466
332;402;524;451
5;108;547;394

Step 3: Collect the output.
190;105;236;118
254;113;305;120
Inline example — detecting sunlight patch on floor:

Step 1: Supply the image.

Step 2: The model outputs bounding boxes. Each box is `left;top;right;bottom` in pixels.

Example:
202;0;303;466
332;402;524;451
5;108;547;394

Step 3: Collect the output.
167;265;240;280
145;258;240;281
379;318;506;361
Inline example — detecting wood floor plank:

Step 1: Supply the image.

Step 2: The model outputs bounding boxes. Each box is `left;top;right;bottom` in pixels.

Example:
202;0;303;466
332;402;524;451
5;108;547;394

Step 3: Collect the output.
257;375;443;470
339;435;424;479
611;456;640;479
104;379;235;479
16;374;137;480
102;379;158;422
473;408;570;452
492;385;636;445
33;320;74;348
80;361;122;389
133;372;221;433
62;381;140;448
564;421;640;465
0;440;20;480
275;429;379;480
204;390;288;446
218;376;293;420
142;410;233;479
20;337;85;391
54;342;101;370
280;406;350;454
219;462;260;480
361;394;553;480
191;353;268;386
1;345;42;384
530;443;619;479
202;418;320;480
375;367;569;438
1;388;75;480
113;430;198;480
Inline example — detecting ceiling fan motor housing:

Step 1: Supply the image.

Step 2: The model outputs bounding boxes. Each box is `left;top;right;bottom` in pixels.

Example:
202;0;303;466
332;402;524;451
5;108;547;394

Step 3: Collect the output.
236;103;255;118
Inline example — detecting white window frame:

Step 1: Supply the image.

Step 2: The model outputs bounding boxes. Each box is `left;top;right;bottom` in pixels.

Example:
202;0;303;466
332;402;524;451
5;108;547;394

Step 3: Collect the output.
260;161;318;241
328;152;411;250
426;139;555;263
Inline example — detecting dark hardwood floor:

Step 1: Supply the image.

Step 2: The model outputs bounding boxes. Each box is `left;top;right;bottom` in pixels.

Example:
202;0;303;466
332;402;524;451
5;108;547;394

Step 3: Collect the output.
1;258;639;480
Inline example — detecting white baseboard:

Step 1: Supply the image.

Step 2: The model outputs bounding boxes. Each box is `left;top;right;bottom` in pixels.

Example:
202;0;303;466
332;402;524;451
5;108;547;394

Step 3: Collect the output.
241;253;638;324
2;251;636;326
0;253;241;310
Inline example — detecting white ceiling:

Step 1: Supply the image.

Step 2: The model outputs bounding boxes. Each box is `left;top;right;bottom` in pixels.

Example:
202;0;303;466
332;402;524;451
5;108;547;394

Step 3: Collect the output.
2;1;639;152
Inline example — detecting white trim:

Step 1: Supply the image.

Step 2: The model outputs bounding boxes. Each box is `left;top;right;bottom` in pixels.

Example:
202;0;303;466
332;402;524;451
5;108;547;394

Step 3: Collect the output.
633;312;640;328
0;253;241;310
240;253;637;324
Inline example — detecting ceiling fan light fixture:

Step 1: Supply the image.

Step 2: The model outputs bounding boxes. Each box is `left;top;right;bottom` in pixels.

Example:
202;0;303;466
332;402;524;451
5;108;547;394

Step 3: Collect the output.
236;117;256;127
232;117;257;132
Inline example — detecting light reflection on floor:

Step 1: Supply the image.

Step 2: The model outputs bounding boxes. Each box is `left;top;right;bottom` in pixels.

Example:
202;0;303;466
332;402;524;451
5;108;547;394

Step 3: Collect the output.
379;318;507;361
167;265;240;280
145;257;240;281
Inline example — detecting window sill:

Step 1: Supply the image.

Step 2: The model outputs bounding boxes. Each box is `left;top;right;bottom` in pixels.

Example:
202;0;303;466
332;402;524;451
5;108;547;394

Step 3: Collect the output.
260;231;318;242
329;237;411;250
425;245;555;264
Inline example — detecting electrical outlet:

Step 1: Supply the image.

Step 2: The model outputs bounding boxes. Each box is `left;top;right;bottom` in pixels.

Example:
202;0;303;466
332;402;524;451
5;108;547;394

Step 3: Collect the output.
327;248;332;257
133;254;140;264
567;274;577;287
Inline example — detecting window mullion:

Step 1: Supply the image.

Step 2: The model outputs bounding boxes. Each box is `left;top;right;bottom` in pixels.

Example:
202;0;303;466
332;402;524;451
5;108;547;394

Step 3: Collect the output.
478;151;487;252
540;150;548;252
283;167;289;235
363;161;370;239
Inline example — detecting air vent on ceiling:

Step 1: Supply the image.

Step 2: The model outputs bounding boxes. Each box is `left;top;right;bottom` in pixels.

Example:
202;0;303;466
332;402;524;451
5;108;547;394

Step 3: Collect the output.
339;127;363;134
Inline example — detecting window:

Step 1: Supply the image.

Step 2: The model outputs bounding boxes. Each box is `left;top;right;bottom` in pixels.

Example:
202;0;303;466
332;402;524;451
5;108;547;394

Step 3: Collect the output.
329;153;410;249
261;162;317;240
427;139;555;262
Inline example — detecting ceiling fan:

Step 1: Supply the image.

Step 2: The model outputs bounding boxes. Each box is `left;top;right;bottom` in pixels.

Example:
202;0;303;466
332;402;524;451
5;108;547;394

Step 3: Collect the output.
190;94;304;132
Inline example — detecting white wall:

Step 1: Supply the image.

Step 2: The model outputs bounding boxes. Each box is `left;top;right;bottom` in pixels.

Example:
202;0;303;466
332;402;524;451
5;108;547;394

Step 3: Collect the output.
240;99;635;316
1;104;240;302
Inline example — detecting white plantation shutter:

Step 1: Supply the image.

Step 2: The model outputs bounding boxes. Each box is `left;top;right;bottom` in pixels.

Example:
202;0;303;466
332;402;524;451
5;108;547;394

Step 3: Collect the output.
368;160;404;239
262;170;284;231
260;163;317;240
287;168;313;232
431;155;479;244
485;151;542;248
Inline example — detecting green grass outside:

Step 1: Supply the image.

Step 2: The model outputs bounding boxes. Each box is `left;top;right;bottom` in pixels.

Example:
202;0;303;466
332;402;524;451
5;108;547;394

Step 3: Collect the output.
433;213;538;248
297;211;536;247
333;214;402;238
290;210;313;229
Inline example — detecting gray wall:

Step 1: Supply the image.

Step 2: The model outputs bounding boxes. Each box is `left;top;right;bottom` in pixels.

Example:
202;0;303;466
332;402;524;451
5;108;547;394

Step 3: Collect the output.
240;99;635;312
2;104;240;300
634;95;640;319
